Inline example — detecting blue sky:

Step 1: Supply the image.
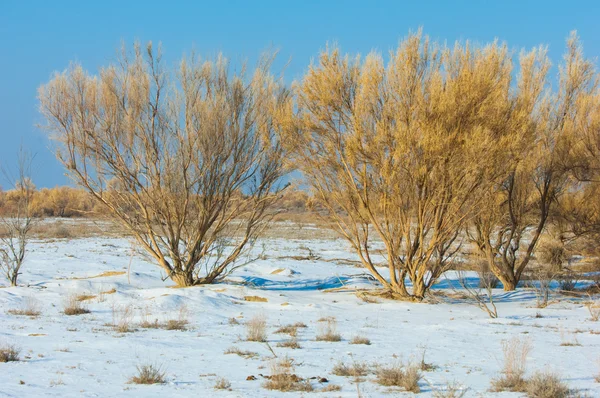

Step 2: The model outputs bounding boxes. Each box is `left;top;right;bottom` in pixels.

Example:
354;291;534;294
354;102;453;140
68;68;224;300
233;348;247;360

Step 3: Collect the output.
1;0;599;187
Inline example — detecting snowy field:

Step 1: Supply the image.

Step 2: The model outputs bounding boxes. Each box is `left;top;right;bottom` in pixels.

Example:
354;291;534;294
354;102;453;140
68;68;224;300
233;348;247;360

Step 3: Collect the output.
0;223;599;397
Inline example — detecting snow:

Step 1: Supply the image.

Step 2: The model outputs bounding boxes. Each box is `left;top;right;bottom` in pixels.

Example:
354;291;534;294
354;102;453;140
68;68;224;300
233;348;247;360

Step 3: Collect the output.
0;230;599;397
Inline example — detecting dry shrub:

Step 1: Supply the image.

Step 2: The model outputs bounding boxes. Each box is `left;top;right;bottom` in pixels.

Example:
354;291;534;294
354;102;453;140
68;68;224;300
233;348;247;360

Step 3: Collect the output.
525;371;570;398
319;384;342;392
112;303;135;333
491;337;532;392
277;337;301;349
0;343;20;362
432;381;468;398
214;377;231;390
165;305;189;330
246;314;267;342
262;357;313;392
275;324;304;335
129;363;166;384
315;317;341;342
375;362;422;393
332;361;370;377
349;335;371;345
8;297;41;317
587;298;600;322
63;293;90;315
224;346;258;359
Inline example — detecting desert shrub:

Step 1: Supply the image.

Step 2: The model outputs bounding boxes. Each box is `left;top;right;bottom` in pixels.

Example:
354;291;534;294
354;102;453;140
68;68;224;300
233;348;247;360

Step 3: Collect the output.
525;371;570;398
63;294;90;315
375;362;421;393
246;314;267;342
224;346;258;359
432;381;469;398
0;343;20;362
332;361;370;377
349;335;371;345
491;337;532;392
129;364;166;384
111;303;135;333
262;357;313;392
8;296;41;317
214;377;231;390
165;305;189;330
315;317;341;342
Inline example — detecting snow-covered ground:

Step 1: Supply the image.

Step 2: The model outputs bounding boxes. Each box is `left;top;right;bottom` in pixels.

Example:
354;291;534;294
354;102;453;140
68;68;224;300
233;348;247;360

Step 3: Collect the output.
0;228;599;397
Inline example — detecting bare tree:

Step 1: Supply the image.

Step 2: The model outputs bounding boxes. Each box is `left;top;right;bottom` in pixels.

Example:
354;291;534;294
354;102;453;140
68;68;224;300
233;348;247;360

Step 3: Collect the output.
469;32;598;291
0;149;36;286
39;43;291;286
286;31;521;300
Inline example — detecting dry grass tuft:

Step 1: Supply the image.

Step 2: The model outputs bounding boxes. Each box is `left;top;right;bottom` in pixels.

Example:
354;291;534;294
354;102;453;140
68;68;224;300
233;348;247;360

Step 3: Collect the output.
375;362;422;393
262;357;313;392
76;294;96;302
319;384;342;392
587;298;600;322
112;303;135;333
332;361;370;377
246;314;267;342
432;381;469;398
315;317;341;342
63;294;90;315
349;335;371;345
224;346;258;359
214;377;231;390
228;317;240;325
0;343;20;362
525;371;570;398
491;337;532;392
7;297;41;317
244;295;268;302
129;363;166;384
165;305;189;330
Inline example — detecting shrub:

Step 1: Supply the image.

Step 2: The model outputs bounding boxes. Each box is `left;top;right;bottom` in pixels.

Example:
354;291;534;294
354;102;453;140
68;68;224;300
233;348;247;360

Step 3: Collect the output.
432;381;469;398
112;303;135;333
525;371;570;398
375;362;421;393
0;343;20;362
349;335;371;345
246;314;267;342
491;337;532;392
129;364;166;384
332;361;369;377
214;377;231;390
315;317;341;342
262;357;313;392
63;294;90;315
7;297;41;317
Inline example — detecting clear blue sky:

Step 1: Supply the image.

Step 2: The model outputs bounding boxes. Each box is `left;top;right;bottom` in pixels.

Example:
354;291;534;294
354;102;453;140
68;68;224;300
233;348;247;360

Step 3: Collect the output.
1;0;599;187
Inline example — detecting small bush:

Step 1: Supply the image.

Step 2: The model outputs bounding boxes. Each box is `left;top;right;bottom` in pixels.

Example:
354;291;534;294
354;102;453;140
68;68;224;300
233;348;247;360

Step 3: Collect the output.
262;357;313;392
214;377;231;390
63;294;90;315
432;381;469;398
165;305;189;330
525;371;570;398
315;317;341;342
129;364;166;384
491;337;531;392
277;337;301;349
112;303;135;333
375;362;421;393
319;384;342;392
246;314;267;342
0;343;20;362
8;297;41;317
224;346;258;359
349;335;371;345
332;361;369;377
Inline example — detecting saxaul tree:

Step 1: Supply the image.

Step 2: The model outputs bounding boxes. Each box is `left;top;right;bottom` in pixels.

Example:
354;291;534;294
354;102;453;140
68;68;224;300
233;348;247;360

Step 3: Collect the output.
0;149;36;286
286;31;518;300
39;43;291;287
468;32;598;291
